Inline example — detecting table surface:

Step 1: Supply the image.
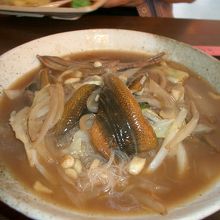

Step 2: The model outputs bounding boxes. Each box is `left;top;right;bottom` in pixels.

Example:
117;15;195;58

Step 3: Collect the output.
0;13;220;220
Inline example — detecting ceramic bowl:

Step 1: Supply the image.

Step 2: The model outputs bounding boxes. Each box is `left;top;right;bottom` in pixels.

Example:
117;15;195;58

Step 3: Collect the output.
0;29;220;220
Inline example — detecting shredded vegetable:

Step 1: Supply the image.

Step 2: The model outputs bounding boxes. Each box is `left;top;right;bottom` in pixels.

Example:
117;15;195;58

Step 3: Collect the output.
71;0;91;8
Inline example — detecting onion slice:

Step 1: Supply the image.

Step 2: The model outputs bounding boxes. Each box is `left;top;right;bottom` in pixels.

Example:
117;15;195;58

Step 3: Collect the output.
132;189;167;215
166;102;199;151
147;107;188;173
28;84;64;145
32;150;56;184
176;143;189;176
149;79;175;109
147;102;199;173
9;107;34;167
4;89;24;100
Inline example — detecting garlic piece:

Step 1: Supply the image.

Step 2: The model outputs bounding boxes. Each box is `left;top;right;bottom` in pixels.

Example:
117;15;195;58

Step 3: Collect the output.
65;168;78;180
64;77;80;85
60;155;75;169
94;61;102;68
90;159;100;169
74;158;82;174
128;156;146;175
33;181;53;194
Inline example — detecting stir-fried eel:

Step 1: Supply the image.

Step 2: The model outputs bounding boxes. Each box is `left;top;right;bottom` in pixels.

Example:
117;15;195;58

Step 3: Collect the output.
128;74;147;93
37;52;164;74
104;74;157;152
90;110;117;159
113;52;165;71
55;84;98;135
90;74;157;157
98;87;137;156
37;55;73;72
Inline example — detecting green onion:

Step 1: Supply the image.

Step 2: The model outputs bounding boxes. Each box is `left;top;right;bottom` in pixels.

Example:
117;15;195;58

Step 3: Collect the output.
139;102;150;109
71;0;91;8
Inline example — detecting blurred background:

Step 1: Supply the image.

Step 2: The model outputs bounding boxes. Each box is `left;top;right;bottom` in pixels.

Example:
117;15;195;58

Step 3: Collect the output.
173;0;220;20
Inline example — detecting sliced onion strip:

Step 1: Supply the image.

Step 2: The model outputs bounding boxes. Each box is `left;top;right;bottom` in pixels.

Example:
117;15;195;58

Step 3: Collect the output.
176;143;189;176
147;107;188;173
4;89;24;100
149;79;175;109
33;86;58;145
31;149;56;184
133;190;167;215
166;102;199;151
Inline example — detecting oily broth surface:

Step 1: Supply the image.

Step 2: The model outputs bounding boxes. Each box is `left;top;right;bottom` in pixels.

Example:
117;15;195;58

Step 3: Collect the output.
0;51;220;215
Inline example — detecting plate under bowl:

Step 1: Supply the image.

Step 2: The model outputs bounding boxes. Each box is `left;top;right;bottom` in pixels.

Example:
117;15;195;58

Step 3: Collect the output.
0;0;107;20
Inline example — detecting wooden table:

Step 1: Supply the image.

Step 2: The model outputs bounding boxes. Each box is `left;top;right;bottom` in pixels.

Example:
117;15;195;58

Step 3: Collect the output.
0;14;220;220
0;15;220;55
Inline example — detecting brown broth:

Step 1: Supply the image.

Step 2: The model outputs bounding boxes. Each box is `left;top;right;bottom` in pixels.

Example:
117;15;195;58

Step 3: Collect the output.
1;51;220;216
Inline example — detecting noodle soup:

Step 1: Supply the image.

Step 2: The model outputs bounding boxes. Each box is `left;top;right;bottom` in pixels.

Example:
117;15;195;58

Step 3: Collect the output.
1;50;220;216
